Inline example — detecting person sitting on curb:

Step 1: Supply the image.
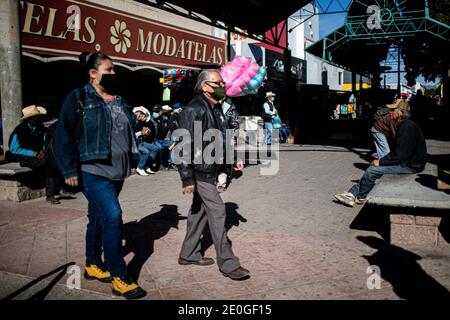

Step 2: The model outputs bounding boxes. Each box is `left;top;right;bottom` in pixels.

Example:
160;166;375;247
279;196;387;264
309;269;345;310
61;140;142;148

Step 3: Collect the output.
334;98;427;207
7;105;62;204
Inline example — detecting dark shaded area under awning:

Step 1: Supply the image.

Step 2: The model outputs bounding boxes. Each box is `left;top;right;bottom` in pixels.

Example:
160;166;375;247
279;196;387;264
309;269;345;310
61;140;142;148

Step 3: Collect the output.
136;0;310;34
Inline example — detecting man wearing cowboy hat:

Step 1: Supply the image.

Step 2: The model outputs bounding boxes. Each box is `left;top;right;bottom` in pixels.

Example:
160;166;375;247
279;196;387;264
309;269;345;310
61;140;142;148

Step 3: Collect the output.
8;105;62;204
132;106;160;176
334;98;426;207
262;91;278;145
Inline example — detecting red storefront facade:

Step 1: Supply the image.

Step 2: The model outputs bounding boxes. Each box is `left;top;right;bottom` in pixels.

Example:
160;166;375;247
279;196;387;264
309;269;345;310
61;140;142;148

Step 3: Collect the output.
20;0;226;68
19;0;226;115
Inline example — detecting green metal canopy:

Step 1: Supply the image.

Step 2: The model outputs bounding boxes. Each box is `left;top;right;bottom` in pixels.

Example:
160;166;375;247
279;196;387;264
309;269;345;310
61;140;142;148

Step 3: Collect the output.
306;0;450;74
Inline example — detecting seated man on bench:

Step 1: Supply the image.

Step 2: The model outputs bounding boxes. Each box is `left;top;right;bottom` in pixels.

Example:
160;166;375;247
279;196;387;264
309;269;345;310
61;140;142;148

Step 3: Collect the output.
334;99;427;207
7;105;63;204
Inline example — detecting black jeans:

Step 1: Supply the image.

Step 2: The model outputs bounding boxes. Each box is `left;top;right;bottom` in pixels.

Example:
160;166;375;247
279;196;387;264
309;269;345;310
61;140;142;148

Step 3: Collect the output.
20;155;61;197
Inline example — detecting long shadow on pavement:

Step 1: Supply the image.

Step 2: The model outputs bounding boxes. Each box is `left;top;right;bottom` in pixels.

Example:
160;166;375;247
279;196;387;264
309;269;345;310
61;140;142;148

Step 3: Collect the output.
123;204;186;283
1;262;75;300
350;204;391;242
357;236;450;299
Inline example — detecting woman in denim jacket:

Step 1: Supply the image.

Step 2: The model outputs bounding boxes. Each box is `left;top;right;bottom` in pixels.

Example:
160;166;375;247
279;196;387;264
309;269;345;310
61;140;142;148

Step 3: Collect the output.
55;52;145;299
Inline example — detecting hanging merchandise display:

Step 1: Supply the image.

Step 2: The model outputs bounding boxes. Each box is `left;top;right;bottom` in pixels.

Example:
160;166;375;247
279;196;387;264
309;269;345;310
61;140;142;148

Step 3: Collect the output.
162;87;171;101
163;69;198;88
220;55;266;97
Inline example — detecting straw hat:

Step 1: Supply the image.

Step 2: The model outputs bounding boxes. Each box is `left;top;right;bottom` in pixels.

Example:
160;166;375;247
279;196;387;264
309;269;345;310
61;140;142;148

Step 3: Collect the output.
20;105;47;121
133;106;151;122
265;91;276;99
386;99;410;112
161;105;173;113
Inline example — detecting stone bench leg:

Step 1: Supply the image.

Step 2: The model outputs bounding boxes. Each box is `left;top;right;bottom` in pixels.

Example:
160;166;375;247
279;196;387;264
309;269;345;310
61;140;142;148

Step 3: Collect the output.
0;179;46;202
390;213;448;247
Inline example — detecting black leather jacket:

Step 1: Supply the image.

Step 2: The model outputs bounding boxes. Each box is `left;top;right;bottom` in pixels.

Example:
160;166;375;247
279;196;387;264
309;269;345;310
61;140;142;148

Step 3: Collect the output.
175;94;226;187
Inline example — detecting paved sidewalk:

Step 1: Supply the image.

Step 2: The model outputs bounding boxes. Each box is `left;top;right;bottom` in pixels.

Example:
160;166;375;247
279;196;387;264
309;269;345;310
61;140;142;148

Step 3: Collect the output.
1;141;449;300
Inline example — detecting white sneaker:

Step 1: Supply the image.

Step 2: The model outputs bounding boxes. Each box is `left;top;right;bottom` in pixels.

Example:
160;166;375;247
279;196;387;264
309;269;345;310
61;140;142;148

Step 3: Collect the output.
334;192;356;207
136;168;149;176
145;167;156;174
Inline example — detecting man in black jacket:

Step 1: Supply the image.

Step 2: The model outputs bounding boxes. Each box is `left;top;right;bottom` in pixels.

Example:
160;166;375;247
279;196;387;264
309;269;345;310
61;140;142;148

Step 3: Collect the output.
335;99;427;207
173;69;249;280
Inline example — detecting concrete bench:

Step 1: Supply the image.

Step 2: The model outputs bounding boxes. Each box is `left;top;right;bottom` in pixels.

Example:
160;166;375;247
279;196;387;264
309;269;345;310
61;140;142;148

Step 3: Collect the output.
367;163;450;247
0;162;45;202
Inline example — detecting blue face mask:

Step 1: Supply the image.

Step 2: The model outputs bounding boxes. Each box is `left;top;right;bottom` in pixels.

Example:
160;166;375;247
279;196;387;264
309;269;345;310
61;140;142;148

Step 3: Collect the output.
152;112;160;119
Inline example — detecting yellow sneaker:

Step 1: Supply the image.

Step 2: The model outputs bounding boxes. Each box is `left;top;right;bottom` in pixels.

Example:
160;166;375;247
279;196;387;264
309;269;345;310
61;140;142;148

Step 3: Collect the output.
84;265;112;283
112;277;146;299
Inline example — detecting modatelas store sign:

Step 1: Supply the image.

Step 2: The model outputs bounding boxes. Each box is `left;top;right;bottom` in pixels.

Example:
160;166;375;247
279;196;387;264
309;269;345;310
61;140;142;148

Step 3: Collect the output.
20;0;226;68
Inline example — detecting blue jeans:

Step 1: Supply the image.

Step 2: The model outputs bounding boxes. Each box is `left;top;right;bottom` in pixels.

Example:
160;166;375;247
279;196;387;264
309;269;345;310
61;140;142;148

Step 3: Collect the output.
137;142;160;170
82;171;126;278
349;165;419;198
371;127;390;159
280;127;291;143
264;122;273;145
156;140;174;165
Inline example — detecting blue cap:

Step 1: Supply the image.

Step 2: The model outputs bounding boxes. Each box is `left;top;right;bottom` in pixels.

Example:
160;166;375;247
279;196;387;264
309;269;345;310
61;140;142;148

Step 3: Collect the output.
173;102;183;110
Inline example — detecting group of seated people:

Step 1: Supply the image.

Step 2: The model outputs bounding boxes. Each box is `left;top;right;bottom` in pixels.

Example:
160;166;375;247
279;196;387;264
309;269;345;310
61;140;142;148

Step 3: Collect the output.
132;102;183;176
4;102;185;203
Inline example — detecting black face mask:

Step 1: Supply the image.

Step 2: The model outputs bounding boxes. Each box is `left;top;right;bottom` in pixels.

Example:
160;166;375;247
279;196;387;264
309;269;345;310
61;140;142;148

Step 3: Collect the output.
99;74;120;94
211;86;226;101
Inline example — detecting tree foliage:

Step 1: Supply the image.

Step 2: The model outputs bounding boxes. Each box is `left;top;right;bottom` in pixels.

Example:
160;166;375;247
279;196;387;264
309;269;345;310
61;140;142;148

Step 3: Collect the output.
402;0;450;85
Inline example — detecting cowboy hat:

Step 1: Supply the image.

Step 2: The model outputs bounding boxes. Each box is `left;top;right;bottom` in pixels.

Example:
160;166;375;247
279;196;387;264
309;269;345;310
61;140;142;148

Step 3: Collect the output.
161;105;173;113
20;105;47;121
132;106;151;122
265;91;276;99
386;99;410;112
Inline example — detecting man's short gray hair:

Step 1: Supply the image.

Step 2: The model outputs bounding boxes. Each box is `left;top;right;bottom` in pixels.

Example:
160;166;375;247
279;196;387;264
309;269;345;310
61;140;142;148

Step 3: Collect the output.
194;69;220;94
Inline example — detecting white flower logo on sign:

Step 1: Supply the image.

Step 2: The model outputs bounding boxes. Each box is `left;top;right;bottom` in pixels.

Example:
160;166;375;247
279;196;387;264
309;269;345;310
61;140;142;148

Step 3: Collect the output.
110;20;131;54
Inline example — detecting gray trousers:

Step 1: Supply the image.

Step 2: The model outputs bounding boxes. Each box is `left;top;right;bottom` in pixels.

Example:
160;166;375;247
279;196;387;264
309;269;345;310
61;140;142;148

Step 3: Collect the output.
179;180;240;273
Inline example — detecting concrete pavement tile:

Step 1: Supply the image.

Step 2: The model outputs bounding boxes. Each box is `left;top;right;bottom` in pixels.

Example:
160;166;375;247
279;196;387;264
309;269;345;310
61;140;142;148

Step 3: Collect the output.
348;287;401;300
140;288;164;300
244;271;302;293
303;262;350;280
198;279;251;299
240;257;277;274
26;258;70;279
276;267;328;286
0;226;34;246
0;239;34;274
331;274;382;295
81;279;115;296
255;287;306;300
189;266;223;282
295;280;349;299
152;268;198;288
160;284;209;300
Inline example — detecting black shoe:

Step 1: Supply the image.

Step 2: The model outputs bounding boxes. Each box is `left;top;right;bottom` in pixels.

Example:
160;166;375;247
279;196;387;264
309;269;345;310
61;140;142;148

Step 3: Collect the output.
46;196;60;205
167;164;177;171
58;190;76;199
178;257;215;266
221;266;250;280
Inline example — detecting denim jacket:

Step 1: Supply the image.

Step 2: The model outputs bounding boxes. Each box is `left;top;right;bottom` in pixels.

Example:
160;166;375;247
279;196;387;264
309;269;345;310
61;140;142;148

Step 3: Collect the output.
55;83;139;179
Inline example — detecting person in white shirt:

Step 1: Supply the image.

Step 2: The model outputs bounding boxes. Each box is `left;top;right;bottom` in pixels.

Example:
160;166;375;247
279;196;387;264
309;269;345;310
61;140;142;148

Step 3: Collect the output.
261;91;278;145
